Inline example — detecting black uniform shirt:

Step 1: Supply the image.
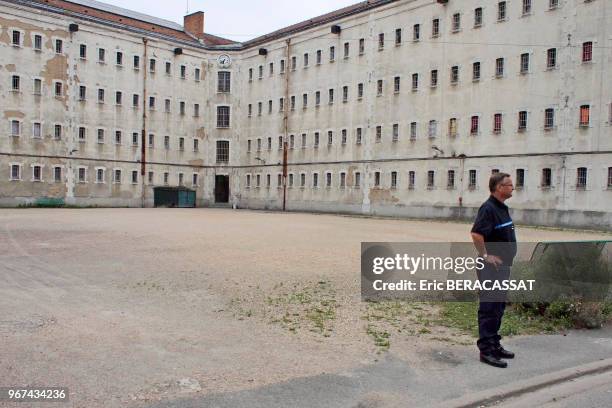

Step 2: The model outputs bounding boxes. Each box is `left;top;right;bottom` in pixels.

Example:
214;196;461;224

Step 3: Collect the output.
471;195;517;265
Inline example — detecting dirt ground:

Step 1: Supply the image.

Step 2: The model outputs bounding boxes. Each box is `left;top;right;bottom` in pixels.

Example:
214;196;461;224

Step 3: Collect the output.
1;208;610;407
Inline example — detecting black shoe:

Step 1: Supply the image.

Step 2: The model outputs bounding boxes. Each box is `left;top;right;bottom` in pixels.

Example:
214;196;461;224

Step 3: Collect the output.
480;353;508;368
495;346;515;359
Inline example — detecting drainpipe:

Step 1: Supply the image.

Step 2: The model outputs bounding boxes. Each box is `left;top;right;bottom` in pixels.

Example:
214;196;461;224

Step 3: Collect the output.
282;38;291;211
141;38;148;208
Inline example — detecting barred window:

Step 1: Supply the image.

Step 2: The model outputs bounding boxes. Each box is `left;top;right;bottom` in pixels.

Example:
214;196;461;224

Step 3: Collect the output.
576;167;587;189
541;168;552;187
216;140;229;163
544;108;555;129
217;71;231;93
217;106;230;128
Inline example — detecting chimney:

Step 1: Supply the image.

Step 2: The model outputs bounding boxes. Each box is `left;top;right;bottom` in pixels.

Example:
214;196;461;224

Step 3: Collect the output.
184;11;205;39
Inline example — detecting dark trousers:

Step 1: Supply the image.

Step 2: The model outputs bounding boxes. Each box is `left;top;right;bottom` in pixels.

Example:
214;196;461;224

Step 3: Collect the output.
476;264;510;353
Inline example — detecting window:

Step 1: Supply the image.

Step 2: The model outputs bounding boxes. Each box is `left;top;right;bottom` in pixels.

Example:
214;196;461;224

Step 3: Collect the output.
115;91;122;105
97;128;105;144
412;73;419;91
79;44;87;59
343;43;349;58
131;171;138;184
132;132;139;146
391;171;397;189
269;62;274;75
53;39;62;54
342;86;348;102
113;169;122;184
97;88;105;103
34;35;42;51
355;172;361;188
268;100;273;113
314;132;319;148
359;38;365;54
32;122;41;139
341;129;347;145
266;174;271;188
340;172;346;188
163;172;169;185
430;70;438;87
303;93;308;108
54;124;62;140
374;172;381;187
193;104;200;117
96;168;105;183
315;91;321;106
79;86;86;101
329;89;334;104
54;167;62;183
377;80;383;96
165;61;172;75
518;111;528;131
582;42;593;63
279;97;284;112
34;79;42;95
358;83;364;99
148;133;154;147
78;127;86;142
32;165;42;182
165;99;171;113
180;65;186;79
216;71;231;94
248;68;253;81
163;135;171;150
522;0;532;15
428;120;437;138
408;171;416;189
149;58;156;72
177;137;184;151
410;122;417;140
356;128;362;144
516;169;525;189
520;53;530;74
148;171;153;184
301;133;306;148
452;13;461;32
498;1;507;21
326;172;332;188
395;28;402;45
54;82;63;97
267;137;272;150
280;59;285;74
179;101;186;115
290;96;296;111
98;48;106;63
427;171;435;188
413;25;419;42
378;33;385;50
10;120;20;136
116;51;123;66
474;7;483;27
327;131;333;145
470;116;479;135
10;164;21;180
216;140;229;163
392;124;399;142
11;75;20;92
247;139;251;152
607;167;612;189
579;105;590;127
449;118;458;137
195;68;201;81
133;94;139;107
316;50;322;65
447;170;455;189
329;46;335;62
541;168;552;188
547;48;557;69
576;167;587;189
496;58;505;77
472;62;481;81
258;101;263;115
432;18;440;37
179;173;185;186
217;106;230;128
469;170;477;189
11;30;21;46
78;167;86;183
545;108;555;129
149;96;155;109
133;55;140;69
549;0;559;9
494;113;503;133
375;126;382;143
450;66;459;84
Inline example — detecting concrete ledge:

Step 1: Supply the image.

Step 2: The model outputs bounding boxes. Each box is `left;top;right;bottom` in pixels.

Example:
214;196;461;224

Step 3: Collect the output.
434;357;612;408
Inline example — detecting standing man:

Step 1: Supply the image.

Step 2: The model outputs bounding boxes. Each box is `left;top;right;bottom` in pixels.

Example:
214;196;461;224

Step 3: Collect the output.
471;172;517;368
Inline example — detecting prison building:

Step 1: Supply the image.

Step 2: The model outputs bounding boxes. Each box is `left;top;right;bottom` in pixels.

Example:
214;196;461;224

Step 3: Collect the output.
1;0;611;228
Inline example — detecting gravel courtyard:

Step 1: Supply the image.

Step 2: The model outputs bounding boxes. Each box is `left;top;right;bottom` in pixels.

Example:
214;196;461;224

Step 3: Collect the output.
1;208;610;407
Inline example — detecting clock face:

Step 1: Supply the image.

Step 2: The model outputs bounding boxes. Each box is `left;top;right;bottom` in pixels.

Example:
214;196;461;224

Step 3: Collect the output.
218;54;231;68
